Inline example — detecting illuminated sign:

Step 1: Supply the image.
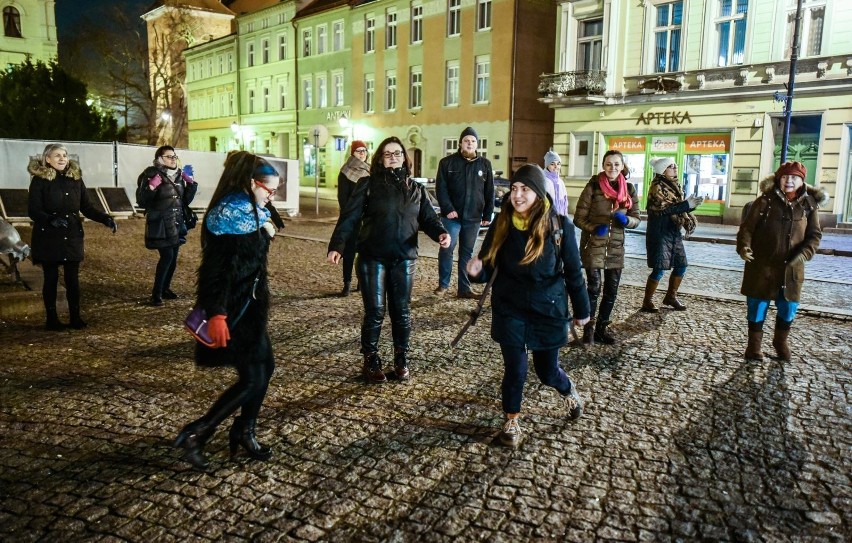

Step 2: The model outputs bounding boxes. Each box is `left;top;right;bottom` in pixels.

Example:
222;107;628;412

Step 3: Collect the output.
636;111;692;125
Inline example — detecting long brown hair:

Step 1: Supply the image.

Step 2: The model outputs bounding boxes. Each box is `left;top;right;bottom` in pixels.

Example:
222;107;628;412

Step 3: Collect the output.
482;190;552;267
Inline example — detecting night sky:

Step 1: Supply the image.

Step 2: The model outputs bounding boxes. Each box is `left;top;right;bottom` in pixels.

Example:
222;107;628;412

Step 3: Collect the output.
55;0;152;55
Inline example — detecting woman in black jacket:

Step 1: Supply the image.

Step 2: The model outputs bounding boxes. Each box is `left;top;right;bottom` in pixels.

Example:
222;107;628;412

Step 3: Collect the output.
136;145;198;306
173;152;280;470
467;164;590;448
327;136;450;383
27;144;116;330
335;140;370;296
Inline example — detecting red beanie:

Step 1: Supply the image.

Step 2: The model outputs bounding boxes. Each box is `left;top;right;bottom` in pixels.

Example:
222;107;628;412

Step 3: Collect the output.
775;161;807;180
350;140;368;155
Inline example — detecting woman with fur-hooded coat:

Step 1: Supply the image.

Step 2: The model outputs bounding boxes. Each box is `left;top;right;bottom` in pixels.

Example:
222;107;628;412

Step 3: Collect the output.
736;161;827;362
27;144;116;330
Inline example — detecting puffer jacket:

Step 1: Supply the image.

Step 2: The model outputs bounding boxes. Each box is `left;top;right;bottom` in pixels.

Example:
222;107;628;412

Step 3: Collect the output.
573;176;641;269
136;166;197;249
435;152;495;222
737;175;827;302
645;174;691;270
328;167;447;261
27;159;112;264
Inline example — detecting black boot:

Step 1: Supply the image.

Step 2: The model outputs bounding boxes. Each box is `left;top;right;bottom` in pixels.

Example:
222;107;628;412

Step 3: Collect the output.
228;417;272;461
150;289;163;306
174;421;214;471
340;281;351;297
594;320;615;345
45;307;66;331
68;305;87;329
393;348;410;381
162;288;179;300
582;320;595;345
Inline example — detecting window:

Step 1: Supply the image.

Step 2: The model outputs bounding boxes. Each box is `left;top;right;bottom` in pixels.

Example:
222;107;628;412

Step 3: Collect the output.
207;57;213;76
303;29;312;57
3;7;22;38
333;21;344;51
785;0;825;58
248;89;255;114
317;74;327;108
246;22;254;33
218;55;224;74
262;87;269;112
279;83;287;109
364;74;375;113
447;0;461;36
228;92;235;115
386;10;398;48
411;5;423;43
715;0;748;67
474;56;490;103
445;60;459;106
577;19;603;71
262;39;269;64
365;17;376;53
478;138;489;159
654;1;683;72
247;43;255;67
409;66;423;108
333;72;344;106
302;78;312;109
477;0;492;31
443;139;459;156
279;34;287;60
228;53;234;71
385;71;397;111
317;25;327;54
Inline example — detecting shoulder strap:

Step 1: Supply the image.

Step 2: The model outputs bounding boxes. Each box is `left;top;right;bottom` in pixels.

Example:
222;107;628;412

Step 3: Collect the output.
550;213;564;275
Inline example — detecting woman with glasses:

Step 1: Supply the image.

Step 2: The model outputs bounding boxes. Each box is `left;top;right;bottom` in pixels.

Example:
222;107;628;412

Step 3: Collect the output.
336;140;370;296
136;145;198;306
174;152;280;470
328;136;450;383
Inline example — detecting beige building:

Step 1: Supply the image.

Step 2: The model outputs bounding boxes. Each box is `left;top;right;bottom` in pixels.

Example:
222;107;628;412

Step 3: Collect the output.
542;0;852;226
0;0;57;66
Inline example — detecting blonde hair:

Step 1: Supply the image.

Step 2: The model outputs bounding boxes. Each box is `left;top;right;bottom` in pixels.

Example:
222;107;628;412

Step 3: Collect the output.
41;144;68;165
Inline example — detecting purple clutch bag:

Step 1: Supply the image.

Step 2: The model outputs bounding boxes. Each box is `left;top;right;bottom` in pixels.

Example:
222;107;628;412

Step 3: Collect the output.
184;307;216;347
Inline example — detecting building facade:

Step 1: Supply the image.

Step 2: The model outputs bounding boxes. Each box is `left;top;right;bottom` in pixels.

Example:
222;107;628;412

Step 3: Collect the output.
0;0;57;67
541;0;852;226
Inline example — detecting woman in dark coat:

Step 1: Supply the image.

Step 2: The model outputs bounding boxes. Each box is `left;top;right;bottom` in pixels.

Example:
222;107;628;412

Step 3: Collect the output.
736;161;826;362
136;145;198;306
467;164;590;448
173;152;280;470
641;157;704;312
573;150;640;345
327;136;450;383
27;144;116;330
336;140;370;296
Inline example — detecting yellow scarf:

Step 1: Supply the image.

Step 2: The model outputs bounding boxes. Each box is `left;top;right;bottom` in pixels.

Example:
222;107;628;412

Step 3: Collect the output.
511;198;550;231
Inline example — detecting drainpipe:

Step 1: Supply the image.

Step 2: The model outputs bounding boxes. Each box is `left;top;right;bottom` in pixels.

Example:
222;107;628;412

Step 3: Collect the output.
508;0;519;176
780;0;804;163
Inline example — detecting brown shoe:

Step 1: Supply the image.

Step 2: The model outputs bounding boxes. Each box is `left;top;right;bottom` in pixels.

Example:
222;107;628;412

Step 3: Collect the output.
362;353;387;384
434;286;449;296
457;291;480;300
393;349;410;381
499;416;522;448
771;321;792;361
662;275;687;311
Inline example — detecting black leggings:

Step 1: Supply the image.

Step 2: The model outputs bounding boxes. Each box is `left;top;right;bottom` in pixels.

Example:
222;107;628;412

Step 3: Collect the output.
585;268;622;323
357;257;415;354
42;261;80;310
153;246;180;294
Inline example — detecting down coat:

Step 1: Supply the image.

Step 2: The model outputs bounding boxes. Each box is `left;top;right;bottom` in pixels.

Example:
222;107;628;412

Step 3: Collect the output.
27;159;112;264
136;166;197;249
645;174;692;270
737;175;827;302
573;176;641;269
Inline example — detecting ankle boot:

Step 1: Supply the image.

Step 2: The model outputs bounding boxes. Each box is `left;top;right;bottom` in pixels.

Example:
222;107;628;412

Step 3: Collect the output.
771;320;792;361
362;353;387;383
45;307;66;331
174;421;214;470
228;417;272;461
582;320;595;345
662;275;686;310
340;281;351;297
640;278;660;313
393;348;410;381
594;320;615;345
68;305;87;329
744;321;764;361
353;280;360;293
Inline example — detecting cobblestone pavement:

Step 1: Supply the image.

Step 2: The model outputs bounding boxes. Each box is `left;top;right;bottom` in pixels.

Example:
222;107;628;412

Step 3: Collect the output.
0;217;849;542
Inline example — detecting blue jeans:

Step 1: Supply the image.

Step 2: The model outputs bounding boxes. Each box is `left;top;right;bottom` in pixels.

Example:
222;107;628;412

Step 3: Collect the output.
500;345;573;414
438;218;480;294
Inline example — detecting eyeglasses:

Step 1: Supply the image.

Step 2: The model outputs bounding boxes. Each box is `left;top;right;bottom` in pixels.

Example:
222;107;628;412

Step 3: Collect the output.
254;181;276;196
162;154;178;160
382;150;403;159
354;148;368;154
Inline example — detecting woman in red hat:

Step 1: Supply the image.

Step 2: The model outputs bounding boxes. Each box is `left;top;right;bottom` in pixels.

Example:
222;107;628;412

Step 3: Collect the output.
336;140;370;296
736;161;828;361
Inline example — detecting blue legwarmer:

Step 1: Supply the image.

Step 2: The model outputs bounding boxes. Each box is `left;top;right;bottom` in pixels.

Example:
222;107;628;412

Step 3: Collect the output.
650;266;687;282
747;291;798;323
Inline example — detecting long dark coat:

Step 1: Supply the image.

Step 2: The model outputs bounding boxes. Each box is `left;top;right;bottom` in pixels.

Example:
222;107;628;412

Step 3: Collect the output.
645;174;691;270
194;221;271;369
136;166;197;249
573;176;641;270
27;159;112;264
737;176;827;302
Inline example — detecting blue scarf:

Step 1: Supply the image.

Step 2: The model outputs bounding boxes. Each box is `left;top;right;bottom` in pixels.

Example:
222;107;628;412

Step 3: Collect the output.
206;192;271;235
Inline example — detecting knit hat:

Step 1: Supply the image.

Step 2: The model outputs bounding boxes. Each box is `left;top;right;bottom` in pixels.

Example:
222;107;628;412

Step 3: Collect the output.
775;161;807;180
459;126;478;142
350;140;368;155
511;164;548;202
544;151;561;166
650;156;676;175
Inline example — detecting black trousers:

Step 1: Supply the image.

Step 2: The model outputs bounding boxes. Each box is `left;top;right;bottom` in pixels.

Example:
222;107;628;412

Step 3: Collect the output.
153;246;180;295
357;257;415;354
585;268;622;323
42;261;80;311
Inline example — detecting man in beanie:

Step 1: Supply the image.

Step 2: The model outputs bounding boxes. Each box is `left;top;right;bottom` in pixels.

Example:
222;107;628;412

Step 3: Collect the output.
435;126;495;298
336;140;370;296
737;161;827;361
543;150;569;216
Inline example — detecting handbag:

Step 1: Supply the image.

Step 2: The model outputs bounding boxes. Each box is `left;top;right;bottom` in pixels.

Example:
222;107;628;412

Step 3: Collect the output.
184;274;260;347
183;205;198;230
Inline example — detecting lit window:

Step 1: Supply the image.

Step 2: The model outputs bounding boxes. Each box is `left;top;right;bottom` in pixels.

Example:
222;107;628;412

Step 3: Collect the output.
333;72;344;106
302;78;312;109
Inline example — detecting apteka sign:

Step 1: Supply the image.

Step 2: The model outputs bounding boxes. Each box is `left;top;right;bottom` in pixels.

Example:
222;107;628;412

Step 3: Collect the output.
636;111;692;125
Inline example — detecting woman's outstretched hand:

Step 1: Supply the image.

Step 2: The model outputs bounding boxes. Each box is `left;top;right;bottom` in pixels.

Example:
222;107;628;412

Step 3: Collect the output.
327;251;341;264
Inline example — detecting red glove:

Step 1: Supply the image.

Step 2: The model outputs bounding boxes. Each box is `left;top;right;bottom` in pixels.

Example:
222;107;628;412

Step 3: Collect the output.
208;314;230;348
148;174;163;189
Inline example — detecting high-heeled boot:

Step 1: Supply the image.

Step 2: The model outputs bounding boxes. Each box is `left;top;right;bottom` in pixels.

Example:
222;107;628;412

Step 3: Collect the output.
228;416;272;460
173;420;214;470
68;304;87;329
45;306;66;331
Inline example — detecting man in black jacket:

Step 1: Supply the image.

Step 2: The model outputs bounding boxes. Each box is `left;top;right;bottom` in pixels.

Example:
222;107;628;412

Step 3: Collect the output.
435;127;495;298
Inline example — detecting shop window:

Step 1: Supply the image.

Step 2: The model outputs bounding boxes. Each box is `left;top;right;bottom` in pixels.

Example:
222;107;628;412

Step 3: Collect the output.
577;19;603;71
715;0;748;67
654;1;683;73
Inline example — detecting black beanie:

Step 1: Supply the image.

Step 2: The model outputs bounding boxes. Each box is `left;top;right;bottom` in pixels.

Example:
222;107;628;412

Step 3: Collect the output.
459;126;478;142
511;164;548;202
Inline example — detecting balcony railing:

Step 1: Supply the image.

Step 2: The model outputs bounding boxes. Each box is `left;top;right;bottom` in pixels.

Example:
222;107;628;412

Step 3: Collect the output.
538;70;606;99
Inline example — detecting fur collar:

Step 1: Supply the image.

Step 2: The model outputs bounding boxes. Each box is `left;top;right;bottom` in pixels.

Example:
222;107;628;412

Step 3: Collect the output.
758;174;829;208
27;158;82;181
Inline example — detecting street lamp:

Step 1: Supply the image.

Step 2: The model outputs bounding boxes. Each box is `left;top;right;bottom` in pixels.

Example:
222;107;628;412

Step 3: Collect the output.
161;109;172;122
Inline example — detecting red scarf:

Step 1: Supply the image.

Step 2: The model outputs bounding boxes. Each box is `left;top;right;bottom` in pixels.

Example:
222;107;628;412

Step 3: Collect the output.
597;172;632;210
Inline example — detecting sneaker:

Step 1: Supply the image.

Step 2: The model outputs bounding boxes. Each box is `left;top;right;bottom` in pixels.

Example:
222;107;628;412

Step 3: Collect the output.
499;417;522;447
434;286;449;296
562;379;583;421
